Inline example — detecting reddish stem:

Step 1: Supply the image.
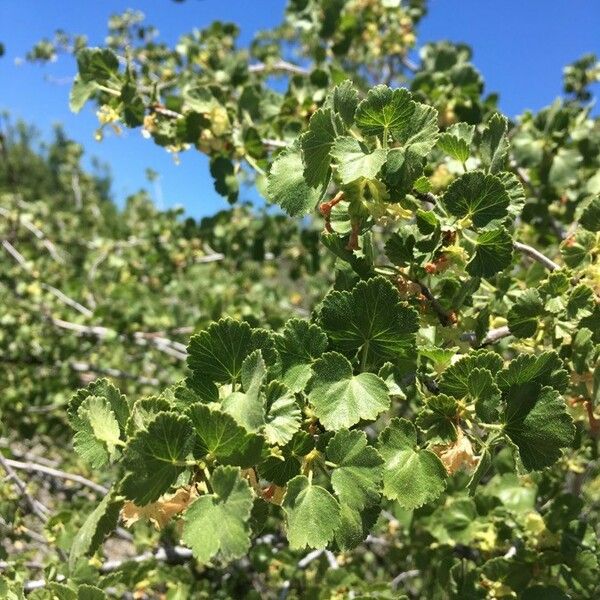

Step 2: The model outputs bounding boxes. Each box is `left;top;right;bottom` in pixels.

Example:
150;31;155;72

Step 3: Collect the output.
319;191;344;233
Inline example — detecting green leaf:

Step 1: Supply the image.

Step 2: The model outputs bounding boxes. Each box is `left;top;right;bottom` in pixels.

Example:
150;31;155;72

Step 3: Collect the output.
210;156;238;204
326;429;383;510
182;466;253;563
187;318;273;386
437;122;474;163
521;586;570;600
308;352;390;430
480;113;509;173
334;504;380;551
496;171;526;217
384;228;418;267
466;226;513;278
561;229;596;268
183;86;220;113
355;85;413;140
69;378;129;431
497;351;568;393
69;379;129;468
467;449;491;495
383;147;425;198
378;418;447;509
222;350;266;432
504;387;575;471
263;381;301;446
332;80;359;126
127;396;172;435
120;81;145;127
355;85;438;154
69;76;96;113
258;432;313;485
121;413;193;505
331;137;387;185
580;196;600;231
416;394;459;443
282;475;341;550
549;147;581;189
72;396;122;468
301;108;343;188
69;489;122;571
77;586;107;600
442;171;510;228
467;368;502;422
439;350;503;398
267;146;324;216
275;319;328;392
187;403;263;467
507;289;545;338
319;276;419;369
76;47;119;82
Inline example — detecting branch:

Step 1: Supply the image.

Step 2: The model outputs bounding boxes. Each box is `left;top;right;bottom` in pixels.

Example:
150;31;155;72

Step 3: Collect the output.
391;569;420;590
400;55;419;73
100;545;193;573
0;454;49;521
3;457;109;495
248;59;309;76
70;361;160;386
1;239;29;268
0;206;66;263
480;325;511;346
415;279;455;327
2;237;93;316
50;317;187;361
262;138;288;149
41;283;93;317
513;241;561;272
413;191;565;268
24;576;66;592
195;252;225;264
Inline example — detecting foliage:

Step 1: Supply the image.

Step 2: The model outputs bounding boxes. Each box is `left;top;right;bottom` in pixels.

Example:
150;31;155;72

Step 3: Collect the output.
1;1;600;598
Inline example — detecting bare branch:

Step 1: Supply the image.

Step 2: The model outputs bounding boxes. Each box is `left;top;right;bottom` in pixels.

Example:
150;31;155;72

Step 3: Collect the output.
262;138;288;149
0;206;66;263
3;457;109;495
400;55;419;73
50;317;187;361
513;241;561;272
101;544;193;573
41;283;93;317
195;252;225;264
481;325;511;346
1;239;29;269
70;361;160;386
391;569;420;590
249;59;309;76
0;454;50;521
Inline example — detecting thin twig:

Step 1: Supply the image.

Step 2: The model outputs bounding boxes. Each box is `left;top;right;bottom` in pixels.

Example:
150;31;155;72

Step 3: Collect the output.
249;59;309;76
0;454;49;521
50;317;187;361
391;569;420;590
513;241;560;272
0;206;65;263
41;283;93;317
100;545;193;573
400;55;419;73
262;138;288;149
3;457;109;495
1;239;29;268
480;325;511;346
70;361;160;386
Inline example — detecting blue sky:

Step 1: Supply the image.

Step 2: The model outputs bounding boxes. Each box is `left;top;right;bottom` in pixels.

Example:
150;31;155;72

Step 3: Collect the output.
1;0;599;217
